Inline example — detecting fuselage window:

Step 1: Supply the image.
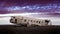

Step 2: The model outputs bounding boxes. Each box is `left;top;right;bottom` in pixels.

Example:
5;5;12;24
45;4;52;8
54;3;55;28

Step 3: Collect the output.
31;20;32;22
39;21;40;23
24;19;26;22
36;21;38;23
45;20;49;23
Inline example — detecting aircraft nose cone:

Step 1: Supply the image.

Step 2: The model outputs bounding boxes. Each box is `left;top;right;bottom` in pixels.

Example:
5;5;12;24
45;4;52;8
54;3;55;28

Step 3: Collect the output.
10;19;14;23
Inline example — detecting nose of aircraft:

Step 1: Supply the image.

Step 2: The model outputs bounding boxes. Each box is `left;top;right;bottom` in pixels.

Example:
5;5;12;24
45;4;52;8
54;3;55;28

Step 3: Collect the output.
10;18;17;24
10;19;14;23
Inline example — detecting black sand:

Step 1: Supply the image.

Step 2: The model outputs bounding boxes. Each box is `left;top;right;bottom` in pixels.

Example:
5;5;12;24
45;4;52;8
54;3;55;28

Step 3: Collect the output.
0;25;60;34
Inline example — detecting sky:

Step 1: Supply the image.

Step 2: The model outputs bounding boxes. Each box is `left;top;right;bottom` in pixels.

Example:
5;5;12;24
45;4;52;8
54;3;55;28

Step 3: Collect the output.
0;0;60;14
